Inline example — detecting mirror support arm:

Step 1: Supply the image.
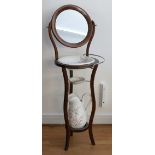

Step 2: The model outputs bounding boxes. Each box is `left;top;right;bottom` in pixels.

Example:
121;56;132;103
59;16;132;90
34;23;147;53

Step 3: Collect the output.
48;22;59;60
86;21;96;56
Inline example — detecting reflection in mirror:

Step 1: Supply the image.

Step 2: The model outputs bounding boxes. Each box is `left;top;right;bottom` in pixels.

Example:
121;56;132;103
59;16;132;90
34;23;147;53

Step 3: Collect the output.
56;10;88;43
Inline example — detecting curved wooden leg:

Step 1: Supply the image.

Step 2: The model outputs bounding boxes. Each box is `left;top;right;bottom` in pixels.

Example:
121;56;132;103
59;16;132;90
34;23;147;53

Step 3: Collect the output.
69;70;73;137
62;67;70;150
89;65;98;145
64;125;70;150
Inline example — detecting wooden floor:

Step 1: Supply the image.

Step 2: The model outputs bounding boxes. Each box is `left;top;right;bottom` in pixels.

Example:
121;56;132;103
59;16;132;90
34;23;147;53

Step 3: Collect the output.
43;125;112;155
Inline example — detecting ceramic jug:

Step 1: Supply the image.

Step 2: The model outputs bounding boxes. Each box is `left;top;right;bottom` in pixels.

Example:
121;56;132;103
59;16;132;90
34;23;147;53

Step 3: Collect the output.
68;93;87;128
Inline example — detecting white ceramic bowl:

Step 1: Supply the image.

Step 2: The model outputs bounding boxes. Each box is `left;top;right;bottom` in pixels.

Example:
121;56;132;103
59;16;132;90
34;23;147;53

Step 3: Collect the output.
58;55;95;65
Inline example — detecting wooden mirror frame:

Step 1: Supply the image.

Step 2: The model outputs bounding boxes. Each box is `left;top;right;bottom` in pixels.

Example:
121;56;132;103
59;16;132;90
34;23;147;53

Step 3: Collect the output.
50;5;93;48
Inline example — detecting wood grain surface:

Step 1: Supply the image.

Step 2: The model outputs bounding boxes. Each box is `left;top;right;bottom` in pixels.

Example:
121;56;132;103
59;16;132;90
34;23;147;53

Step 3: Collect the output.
43;124;112;155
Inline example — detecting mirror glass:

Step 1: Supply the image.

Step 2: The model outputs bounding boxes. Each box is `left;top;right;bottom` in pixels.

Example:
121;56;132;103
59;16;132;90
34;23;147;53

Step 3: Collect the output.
56;10;88;43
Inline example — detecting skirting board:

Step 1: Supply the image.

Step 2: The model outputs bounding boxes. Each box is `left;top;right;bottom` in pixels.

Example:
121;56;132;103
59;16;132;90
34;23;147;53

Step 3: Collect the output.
42;113;112;124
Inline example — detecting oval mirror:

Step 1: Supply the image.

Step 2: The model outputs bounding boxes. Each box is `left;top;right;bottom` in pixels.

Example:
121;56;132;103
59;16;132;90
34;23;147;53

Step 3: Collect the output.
51;5;93;48
56;10;88;44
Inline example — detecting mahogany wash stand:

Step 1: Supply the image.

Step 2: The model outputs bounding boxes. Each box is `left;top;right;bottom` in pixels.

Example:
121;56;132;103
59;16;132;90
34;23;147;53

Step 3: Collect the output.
48;5;104;150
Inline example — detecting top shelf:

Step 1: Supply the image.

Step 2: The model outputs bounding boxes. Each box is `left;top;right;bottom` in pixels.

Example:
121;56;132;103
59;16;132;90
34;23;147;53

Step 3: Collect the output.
55;54;104;69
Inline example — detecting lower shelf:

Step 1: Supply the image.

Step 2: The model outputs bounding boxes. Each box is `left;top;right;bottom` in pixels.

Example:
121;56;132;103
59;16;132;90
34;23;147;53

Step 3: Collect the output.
70;122;89;132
